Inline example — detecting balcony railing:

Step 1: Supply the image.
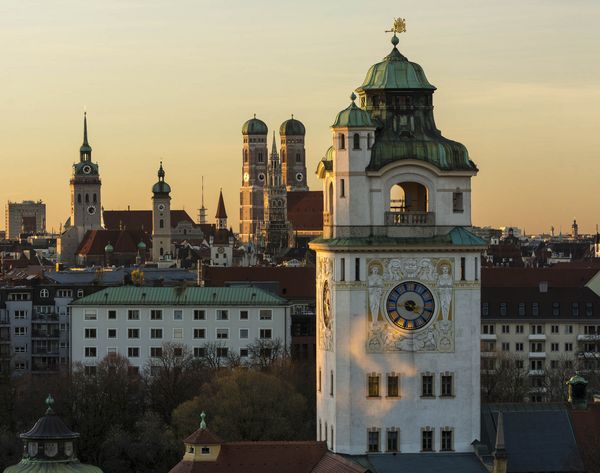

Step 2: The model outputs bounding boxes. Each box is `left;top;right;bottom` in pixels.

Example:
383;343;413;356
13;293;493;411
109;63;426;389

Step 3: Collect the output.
577;334;600;342
31;330;60;339
385;211;435;226
528;352;547;358
32;313;59;322
528;334;546;341
32;349;59;356
481;334;497;341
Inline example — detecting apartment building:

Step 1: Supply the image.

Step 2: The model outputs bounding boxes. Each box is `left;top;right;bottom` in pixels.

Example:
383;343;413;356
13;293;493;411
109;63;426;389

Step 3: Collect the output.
70;286;289;372
481;265;600;400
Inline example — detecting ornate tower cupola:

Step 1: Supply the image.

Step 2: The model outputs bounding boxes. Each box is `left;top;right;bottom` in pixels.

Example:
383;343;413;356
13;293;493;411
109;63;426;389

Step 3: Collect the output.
151;162;172;261
169;412;223;470
215;189;228;230
240;115;269;244
4;395;103;473
279;115;308;191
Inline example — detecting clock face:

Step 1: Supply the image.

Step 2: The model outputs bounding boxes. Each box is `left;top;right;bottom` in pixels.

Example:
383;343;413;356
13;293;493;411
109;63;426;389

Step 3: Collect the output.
217;246;224;254
258;173;265;182
87;205;96;215
82;165;92;174
322;281;332;329
243;172;250;183
386;281;435;331
295;172;303;182
158;203;166;211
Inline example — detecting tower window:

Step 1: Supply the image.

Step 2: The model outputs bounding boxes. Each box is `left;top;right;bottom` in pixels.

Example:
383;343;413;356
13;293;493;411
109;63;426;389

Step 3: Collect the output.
318;368;322;392
159;219;164;229
85;194;89;203
453;192;464;213
93;193;97;203
355;257;360;281
339;133;345;149
244;149;248;163
460;257;466;281
258;152;264;163
340;179;345;198
353;133;360;150
367;133;372;149
368;430;380;453
296;152;301;163
330;370;334;396
367;373;380;397
281;150;286;163
77;194;82;204
340;258;345;281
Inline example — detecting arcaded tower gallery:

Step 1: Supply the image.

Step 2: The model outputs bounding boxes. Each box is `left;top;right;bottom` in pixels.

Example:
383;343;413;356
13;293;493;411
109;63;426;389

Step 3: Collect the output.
310;20;486;454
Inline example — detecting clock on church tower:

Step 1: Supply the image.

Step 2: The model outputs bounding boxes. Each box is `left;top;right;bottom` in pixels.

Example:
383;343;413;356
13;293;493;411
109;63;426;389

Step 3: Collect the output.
309;20;486;455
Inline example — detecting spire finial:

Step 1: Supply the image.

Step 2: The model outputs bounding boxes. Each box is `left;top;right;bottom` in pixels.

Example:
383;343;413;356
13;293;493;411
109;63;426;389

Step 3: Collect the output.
291;113;294;119
350;92;357;102
45;394;55;414
201;176;205;207
385;18;406;47
253;113;256;119
158;161;165;180
83;112;89;146
200;411;207;429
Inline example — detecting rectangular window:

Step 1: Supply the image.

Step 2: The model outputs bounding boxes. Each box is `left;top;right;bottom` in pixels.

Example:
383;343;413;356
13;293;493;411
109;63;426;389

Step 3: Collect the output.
330;371;334;396
367;374;380;397
84;310;97;320
107;328;117;339
217;310;229;321
551;325;559;334
240;348;249;357
501;342;509;351
565;325;573;334
84;347;97;357
441;374;453;397
452;192;463;213
441;430;453;451
216;347;228;358
193;328;206;339
474;257;479;281
552;302;560;317
150;328;163;339
108;310;117;320
259;328;272;339
355;258;361;281
150;347;163;358
530;342;544;352
421;430;433;452
240;310;249;320
340;178;345;198
193;309;206;320
387;430;399;452
84;328;96;339
516;325;524;334
530;324;543;334
500;303;508;316
128;328;140;339
572;303;579;317
586;303;593;316
340;258;346;281
515;342;524;351
216;328;229;339
565;342;573;352
482;324;495;335
14;310;27;319
194;347;206;358
173;328;184;339
532;302;539;316
150;309;163;320
551;342;559;352
318;368;322;392
501;325;510;334
387;374;399;397
482;303;489;316
128;310;140;320
422;374;434;397
174;309;183;320
368;431;380;453
259;309;272;320
460;257;466;281
128;347;140;358
240;328;249;339
518;303;525;316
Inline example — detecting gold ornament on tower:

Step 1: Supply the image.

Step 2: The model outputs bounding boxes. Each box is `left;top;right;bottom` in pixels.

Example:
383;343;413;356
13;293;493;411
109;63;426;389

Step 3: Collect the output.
386;17;407;34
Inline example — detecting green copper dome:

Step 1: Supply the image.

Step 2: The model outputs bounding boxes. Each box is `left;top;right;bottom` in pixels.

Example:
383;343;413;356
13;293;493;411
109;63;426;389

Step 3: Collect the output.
104;243;114;253
279;117;305;136
137;241;147;250
332;94;375;128
242;117;268;135
357;43;436;92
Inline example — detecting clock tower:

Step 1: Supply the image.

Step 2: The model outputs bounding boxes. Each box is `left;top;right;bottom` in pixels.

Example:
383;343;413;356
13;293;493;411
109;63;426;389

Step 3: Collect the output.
310;25;486;455
152;162;172;261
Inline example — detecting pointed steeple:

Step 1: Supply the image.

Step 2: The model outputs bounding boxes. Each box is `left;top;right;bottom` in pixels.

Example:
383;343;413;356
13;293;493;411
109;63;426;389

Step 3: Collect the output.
215;189;227;230
271;131;278;158
80;112;92;161
198;176;207;224
494;412;507;458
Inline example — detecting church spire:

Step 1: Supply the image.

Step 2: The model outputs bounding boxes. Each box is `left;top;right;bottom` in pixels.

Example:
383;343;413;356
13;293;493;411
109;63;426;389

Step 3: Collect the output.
215;188;227;230
79;112;92;162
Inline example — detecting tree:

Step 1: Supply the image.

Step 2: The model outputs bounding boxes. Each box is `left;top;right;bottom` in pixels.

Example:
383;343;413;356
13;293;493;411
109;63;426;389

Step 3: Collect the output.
172;369;311;442
246;338;288;370
481;352;529;402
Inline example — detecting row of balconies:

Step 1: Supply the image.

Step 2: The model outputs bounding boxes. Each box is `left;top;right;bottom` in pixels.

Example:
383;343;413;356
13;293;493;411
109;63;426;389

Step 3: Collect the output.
31;329;60;339
32;313;59;322
481;334;548;341
481;351;548;359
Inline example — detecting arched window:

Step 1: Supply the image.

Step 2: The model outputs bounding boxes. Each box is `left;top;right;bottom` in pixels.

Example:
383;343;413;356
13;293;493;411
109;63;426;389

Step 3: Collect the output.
160;247;164;256
353;133;360;150
85;194;89;203
339;133;345;150
93;193;97;203
243;149;248;163
390;182;428;212
77;194;82;204
159;219;164;229
296;152;301;163
328;182;334;216
258;152;264;163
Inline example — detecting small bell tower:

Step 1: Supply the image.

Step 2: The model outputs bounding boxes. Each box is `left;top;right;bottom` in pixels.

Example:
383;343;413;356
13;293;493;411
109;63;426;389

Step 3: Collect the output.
152;162;172;261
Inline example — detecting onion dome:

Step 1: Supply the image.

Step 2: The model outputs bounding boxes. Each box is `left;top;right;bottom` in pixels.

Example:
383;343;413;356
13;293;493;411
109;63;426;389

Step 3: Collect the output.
242;115;268;135
152;162;172;195
104;242;114;253
356;35;435;92
332;93;375;128
137;241;147;250
279;116;305;136
4;395;103;473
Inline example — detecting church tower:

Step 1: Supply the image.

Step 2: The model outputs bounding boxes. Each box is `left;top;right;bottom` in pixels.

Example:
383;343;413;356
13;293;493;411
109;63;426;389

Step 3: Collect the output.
279;117;308;191
263;132;289;255
240;116;268;244
70;112;102;230
152;162;172;261
310;23;486;455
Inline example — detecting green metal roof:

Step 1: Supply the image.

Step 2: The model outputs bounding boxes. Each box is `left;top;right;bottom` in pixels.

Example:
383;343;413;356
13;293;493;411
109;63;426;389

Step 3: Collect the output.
280;117;305;135
332;95;375;129
71;286;288;306
311;227;487;248
242;117;268;135
73;161;99;176
152;180;171;195
4;460;104;473
357;44;436;92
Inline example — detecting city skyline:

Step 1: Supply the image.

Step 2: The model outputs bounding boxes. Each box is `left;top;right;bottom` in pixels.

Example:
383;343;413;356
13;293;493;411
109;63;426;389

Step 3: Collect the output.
2;0;600;234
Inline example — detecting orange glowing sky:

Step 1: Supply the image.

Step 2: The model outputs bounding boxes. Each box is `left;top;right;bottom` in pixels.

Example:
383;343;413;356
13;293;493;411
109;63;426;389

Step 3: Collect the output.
1;1;599;235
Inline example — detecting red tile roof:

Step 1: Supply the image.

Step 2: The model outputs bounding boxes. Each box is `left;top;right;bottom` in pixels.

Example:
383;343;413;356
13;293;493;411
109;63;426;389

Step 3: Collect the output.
169;441;329;473
202;266;316;301
287;191;323;232
184;428;223;445
482;266;598;288
311;452;369;473
76;230;151;256
103;210;194;232
570;405;600;473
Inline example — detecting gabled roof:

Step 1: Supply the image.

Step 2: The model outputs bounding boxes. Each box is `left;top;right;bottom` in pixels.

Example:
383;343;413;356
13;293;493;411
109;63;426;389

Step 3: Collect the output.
184;428;223;445
71;286;288;306
103;210;194;232
76;230;150;256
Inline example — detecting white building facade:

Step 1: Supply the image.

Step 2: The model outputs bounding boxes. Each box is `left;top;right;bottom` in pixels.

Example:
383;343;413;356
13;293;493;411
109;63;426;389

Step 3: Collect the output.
310;32;486;455
70;286;289;371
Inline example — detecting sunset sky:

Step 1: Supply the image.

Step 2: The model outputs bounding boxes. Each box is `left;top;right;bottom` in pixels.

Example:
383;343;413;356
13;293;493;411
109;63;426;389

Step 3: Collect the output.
1;0;599;235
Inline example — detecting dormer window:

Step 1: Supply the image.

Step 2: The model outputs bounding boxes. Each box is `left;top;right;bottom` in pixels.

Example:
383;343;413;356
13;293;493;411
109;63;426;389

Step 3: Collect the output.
187;446;195;453
201;447;210;455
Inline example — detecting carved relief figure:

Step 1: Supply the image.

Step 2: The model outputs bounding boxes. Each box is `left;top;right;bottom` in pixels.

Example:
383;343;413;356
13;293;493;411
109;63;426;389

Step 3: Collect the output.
437;263;453;321
368;264;384;325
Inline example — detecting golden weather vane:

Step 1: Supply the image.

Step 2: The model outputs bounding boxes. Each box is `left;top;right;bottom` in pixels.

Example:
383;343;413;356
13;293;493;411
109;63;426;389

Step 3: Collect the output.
385;17;407;35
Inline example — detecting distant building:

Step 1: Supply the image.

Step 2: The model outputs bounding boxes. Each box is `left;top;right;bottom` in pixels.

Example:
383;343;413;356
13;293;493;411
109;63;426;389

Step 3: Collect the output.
5;200;46;239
